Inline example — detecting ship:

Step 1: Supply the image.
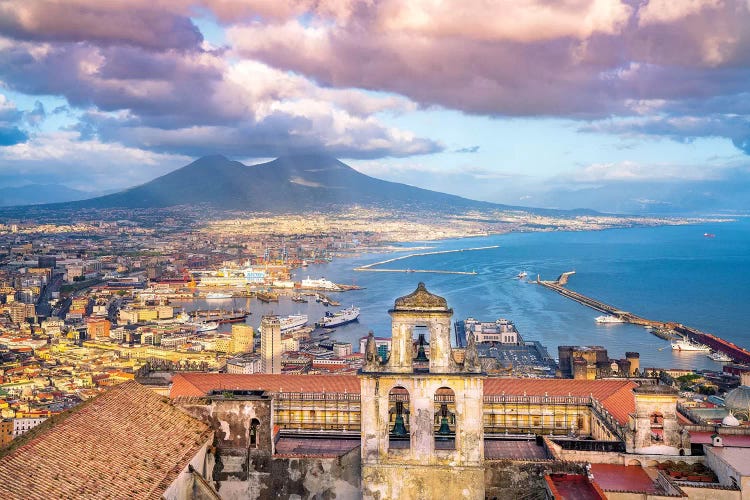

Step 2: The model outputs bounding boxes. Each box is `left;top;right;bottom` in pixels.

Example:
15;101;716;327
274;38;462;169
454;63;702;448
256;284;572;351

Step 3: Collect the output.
516;271;528;279
280;314;308;332
184;320;219;332
707;351;732;362
291;294;308;303
595;315;625;324
206;292;233;299
315;306;360;328
189;309;249;324
704;233;716;238
671;339;711;352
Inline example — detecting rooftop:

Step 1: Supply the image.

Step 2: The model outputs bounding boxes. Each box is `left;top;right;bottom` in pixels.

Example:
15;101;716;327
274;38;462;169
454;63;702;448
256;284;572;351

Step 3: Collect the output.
274;436;360;458
545;473;606;500
484;439;549;460
171;374;637;425
589;464;659;493
0;381;211;500
391;282;450;313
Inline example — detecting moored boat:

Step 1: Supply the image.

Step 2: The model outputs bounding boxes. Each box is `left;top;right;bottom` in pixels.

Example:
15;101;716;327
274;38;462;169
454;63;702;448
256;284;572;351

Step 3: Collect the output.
671;339;711;352
315;306;360;328
595;315;625;324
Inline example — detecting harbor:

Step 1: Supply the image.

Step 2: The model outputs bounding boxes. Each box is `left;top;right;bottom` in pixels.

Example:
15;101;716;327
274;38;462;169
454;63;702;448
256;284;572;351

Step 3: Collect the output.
536;272;750;364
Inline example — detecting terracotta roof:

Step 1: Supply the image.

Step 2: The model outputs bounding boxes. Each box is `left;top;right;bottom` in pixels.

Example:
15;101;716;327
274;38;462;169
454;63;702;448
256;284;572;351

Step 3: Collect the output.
484;378;637;425
171;374;636;424
545;473;607;499
590;464;659;493
0;381;211;500
171;373;361;398
690;431;750;447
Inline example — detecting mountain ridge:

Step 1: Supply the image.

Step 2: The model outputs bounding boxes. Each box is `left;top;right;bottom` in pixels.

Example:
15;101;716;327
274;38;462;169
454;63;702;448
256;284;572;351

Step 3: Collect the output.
37;154;598;215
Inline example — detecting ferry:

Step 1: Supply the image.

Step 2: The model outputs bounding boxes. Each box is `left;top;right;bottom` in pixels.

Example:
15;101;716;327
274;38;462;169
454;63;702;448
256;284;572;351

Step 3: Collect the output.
595;315;625;324
280;314;308;332
315;306;360;328
185;320;219;332
671;339;711;352
206;292;233;299
707;351;732;362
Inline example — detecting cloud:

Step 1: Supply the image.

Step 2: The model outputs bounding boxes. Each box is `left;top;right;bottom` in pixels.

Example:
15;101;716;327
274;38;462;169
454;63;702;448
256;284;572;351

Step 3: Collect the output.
0;0;203;50
454;146;480;154
0;94;29;146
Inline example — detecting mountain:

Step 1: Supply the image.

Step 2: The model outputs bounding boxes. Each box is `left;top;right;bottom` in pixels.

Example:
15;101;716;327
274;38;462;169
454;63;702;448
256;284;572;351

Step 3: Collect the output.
60;153;551;213
0;184;95;207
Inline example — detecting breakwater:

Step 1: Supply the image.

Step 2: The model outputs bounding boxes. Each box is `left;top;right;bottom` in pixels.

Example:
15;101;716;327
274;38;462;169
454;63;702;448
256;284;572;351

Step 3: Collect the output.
353;245;498;275
537;273;750;364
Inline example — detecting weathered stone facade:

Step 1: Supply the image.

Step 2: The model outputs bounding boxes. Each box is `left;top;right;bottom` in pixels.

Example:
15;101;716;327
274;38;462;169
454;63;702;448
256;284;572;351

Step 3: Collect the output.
360;283;485;500
626;384;691;455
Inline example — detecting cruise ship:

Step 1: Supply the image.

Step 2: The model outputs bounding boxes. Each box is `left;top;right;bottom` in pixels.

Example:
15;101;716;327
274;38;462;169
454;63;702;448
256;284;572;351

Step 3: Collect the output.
595;315;625;324
184;320;219;332
671;339;711;352
301;277;341;291
206;292;233;299
280;314;308;332
315;306;360;328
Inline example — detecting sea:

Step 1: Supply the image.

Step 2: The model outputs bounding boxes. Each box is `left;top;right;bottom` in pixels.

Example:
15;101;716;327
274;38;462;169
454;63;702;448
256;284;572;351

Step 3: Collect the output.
177;218;750;372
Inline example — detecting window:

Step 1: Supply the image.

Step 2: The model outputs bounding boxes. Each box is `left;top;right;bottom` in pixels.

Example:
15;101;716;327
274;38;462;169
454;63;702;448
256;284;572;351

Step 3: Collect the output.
389;386;410;450
435;387;456;450
249;418;260;448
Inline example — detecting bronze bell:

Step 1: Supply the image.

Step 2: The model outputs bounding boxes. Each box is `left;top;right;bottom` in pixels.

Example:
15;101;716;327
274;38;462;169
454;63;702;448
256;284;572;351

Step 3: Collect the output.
438;416;451;436
392;414;408;436
414;333;429;362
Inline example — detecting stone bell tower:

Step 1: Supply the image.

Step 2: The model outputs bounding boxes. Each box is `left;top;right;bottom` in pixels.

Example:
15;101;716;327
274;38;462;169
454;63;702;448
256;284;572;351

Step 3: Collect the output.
626;384;690;455
360;283;484;500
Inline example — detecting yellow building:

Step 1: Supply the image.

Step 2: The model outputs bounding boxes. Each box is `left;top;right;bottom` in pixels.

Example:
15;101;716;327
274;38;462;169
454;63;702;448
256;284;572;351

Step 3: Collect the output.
231;324;254;354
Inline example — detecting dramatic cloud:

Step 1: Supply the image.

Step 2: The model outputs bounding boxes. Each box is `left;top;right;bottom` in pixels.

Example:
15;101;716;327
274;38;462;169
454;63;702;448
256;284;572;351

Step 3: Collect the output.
0;0;203;50
0;94;28;146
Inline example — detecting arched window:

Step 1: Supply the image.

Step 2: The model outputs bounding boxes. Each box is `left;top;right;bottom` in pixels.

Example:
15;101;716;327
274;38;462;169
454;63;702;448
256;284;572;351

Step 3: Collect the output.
389;386;410;450
434;387;456;450
650;411;664;442
249;418;260;448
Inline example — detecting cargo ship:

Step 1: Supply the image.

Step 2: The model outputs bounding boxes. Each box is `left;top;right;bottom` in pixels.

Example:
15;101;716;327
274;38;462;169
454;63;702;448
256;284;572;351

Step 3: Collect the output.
206;292;233;299
315;306;360;328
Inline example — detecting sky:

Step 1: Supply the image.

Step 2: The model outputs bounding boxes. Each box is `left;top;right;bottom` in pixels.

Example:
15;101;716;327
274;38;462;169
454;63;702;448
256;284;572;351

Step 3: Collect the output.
1;0;749;212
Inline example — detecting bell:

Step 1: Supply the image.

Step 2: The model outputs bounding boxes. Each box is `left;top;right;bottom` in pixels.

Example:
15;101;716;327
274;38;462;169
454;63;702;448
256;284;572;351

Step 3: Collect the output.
438;416;451;437
392;415;408;436
414;333;429;362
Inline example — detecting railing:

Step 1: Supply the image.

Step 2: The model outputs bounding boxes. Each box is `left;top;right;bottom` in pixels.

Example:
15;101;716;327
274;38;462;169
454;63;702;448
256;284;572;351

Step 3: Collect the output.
483;394;589;405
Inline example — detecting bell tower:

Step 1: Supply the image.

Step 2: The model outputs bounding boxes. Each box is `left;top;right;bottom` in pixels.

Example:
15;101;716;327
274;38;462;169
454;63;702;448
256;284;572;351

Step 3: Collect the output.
360;283;485;500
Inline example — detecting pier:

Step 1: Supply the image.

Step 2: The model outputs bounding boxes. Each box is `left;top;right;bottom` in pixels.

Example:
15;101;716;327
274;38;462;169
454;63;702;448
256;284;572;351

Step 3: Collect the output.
353;245;499;275
537;272;750;364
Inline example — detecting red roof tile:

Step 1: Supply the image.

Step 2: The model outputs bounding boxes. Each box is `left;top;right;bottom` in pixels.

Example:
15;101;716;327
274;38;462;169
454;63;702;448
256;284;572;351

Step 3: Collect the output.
172;374;637;424
590;464;659;493
690;432;750;447
484;378;637;424
0;381;211;500
545;473;607;499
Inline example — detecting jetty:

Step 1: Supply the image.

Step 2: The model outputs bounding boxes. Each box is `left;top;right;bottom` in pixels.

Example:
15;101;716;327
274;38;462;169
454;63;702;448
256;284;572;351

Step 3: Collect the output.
537;272;750;364
353;245;499;275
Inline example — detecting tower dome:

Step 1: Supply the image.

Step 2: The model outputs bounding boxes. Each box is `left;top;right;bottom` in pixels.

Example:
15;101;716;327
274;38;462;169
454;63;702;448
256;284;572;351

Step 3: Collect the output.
722;413;740;427
724;385;750;418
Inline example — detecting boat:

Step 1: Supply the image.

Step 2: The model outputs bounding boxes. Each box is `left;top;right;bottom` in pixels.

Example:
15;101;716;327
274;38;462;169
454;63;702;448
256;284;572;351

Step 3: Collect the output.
206;292;233;299
189;309;249;324
256;292;279;303
671;339;711;352
704;233;716;238
595;315;625;324
708;351;732;362
291;294;308;303
280;314;308;332
315;306;360;328
516;271;528;279
184;320;219;332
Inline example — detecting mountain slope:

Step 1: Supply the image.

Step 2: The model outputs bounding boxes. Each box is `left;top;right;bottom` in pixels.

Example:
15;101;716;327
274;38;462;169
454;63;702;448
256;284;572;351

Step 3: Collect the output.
66;154;505;212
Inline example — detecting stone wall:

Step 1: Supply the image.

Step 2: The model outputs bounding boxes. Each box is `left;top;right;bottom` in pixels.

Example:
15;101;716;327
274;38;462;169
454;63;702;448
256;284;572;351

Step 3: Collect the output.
363;463;484;500
216;447;361;500
484;460;587;500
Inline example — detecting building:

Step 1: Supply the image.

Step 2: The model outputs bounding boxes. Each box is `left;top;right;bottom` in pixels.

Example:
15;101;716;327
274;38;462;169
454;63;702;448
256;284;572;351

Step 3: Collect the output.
85;317;111;340
260;315;282;374
558;345;640;379
358;335;390;361
9;302;35;324
462;317;521;344
231;323;254;354
226;354;262;374
0;381;213;499
12;416;48;438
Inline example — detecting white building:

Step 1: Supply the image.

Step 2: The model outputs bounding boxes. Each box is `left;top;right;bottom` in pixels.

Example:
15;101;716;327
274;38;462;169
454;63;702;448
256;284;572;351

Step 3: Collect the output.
463;317;520;344
13;416;47;438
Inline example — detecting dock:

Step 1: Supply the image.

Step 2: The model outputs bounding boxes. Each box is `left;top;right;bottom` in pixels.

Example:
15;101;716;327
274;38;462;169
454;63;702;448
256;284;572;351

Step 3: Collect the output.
537;272;750;364
353;245;499;275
